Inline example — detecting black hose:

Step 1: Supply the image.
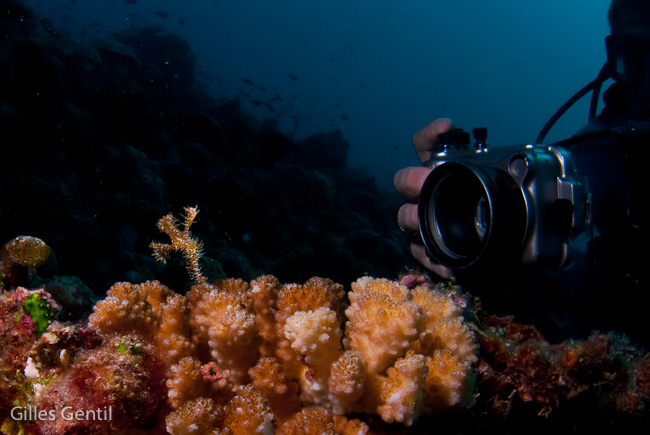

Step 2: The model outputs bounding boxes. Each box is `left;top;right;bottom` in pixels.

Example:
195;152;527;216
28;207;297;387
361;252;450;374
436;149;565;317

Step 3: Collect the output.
536;62;613;144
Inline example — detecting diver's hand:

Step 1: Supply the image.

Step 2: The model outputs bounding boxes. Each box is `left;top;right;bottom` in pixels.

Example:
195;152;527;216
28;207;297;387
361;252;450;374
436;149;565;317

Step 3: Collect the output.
394;118;453;279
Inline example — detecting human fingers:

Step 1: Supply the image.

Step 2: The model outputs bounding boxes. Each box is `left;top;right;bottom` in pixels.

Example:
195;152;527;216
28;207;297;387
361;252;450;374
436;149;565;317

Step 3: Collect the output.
397;203;419;233
396;203;454;278
412;117;453;162
410;243;453;279
393;166;432;202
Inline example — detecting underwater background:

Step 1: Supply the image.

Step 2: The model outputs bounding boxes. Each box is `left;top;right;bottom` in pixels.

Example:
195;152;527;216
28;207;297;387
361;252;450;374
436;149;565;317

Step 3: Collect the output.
3;0;613;290
22;0;611;188
2;1;650;434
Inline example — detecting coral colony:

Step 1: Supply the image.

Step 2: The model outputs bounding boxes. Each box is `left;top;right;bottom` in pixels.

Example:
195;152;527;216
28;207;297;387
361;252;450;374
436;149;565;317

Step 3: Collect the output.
0;210;649;434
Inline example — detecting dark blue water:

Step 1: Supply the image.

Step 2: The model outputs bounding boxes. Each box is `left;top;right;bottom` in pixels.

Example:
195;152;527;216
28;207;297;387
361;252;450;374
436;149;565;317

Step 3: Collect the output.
23;0;610;188
3;2;650;432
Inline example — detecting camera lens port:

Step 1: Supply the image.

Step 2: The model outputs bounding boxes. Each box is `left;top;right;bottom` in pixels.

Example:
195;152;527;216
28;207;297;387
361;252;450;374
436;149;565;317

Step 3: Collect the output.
419;162;527;269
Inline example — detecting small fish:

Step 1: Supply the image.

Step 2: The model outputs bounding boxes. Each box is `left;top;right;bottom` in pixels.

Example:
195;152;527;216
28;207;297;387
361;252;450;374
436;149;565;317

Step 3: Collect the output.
288;73;298;81
125;0;137;4
241;78;255;86
155;10;169;19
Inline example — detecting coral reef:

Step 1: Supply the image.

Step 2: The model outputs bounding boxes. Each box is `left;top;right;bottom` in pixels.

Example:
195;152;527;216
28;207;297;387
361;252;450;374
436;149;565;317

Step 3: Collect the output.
0;235;649;433
32;335;166;435
1;236;51;269
178;273;475;430
0;287;59;417
1;237;52;290
474;315;649;419
0;262;480;434
22;291;59;337
2;1;650;432
343;277;478;425
275;406;368;435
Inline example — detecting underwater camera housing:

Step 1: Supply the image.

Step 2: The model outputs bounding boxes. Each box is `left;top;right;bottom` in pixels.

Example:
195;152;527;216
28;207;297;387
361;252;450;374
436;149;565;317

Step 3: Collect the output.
418;127;590;270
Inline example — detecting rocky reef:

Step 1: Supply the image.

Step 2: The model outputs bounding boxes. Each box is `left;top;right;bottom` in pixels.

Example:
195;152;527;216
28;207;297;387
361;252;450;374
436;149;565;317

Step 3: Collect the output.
0;228;477;433
0;0;412;295
1;232;650;434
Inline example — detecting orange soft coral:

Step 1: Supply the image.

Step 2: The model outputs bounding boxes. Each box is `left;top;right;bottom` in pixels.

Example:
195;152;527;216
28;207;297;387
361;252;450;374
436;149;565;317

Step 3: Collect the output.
342;277;477;424
249;275;281;356
89;280;195;375
249;356;301;422
378;350;428;426
188;280;261;384
276;406;369;435
216;385;274;434
48;273;477;431
283;307;343;406
166;356;208;408
165;397;223;435
274;277;346;380
155;293;196;368
328;350;367;415
424;348;475;411
344;278;421;374
88;281;160;340
275;277;345;324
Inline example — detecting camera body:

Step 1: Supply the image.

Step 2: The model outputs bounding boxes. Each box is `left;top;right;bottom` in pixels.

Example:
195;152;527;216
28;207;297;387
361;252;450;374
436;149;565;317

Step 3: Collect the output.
418;128;590;270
